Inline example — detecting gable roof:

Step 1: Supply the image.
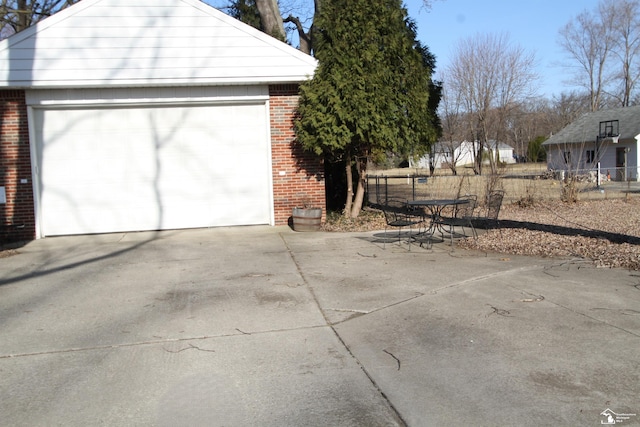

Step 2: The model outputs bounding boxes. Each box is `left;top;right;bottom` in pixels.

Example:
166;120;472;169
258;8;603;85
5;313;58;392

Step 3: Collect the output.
543;105;640;146
0;0;317;88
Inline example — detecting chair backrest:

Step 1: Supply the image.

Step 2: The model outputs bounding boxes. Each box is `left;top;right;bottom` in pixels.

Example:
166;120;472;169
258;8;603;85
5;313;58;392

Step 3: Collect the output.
456;195;477;219
385;198;408;209
486;191;505;220
381;198;409;222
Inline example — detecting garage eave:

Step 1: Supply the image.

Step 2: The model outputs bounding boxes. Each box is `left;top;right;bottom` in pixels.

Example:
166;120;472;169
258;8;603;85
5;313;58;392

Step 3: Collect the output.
2;75;313;90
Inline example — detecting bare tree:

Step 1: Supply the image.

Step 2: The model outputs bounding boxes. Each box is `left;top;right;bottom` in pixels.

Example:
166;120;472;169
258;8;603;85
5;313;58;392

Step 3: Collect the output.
445;32;537;175
558;4;617;111
603;0;640;107
438;72;469;174
0;0;78;36
506;92;589;162
550;91;590;129
506;99;549;160
491;41;538;167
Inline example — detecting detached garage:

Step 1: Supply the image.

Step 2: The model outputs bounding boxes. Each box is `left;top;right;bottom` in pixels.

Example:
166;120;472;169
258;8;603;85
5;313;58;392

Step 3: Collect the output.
0;0;323;241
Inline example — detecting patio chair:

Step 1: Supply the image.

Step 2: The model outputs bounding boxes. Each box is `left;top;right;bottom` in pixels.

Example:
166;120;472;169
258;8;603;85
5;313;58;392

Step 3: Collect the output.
485;190;505;228
380;198;424;250
435;195;478;246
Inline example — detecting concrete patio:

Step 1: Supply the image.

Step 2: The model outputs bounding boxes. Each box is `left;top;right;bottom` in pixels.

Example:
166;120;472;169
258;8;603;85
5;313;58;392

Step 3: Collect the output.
1;226;638;426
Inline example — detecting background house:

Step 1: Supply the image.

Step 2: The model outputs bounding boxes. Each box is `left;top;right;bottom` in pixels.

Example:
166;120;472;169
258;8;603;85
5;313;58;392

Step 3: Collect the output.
412;140;514;170
485;140;516;165
412;141;471;170
543;105;640;182
0;0;321;241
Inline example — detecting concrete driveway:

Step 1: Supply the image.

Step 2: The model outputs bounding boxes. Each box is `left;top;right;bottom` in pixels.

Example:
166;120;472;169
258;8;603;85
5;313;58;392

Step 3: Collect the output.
1;226;638;426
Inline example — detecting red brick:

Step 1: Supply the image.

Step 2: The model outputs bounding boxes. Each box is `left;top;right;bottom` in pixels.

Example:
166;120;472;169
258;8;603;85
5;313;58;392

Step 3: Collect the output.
0;90;35;243
269;85;326;225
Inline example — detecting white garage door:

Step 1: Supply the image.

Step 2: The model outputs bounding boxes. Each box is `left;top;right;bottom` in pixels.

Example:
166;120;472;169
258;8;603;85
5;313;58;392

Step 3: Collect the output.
34;103;272;236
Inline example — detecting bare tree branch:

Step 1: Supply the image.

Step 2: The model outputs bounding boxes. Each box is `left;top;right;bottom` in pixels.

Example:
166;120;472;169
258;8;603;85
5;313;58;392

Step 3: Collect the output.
1;0;79;36
445;33;538;174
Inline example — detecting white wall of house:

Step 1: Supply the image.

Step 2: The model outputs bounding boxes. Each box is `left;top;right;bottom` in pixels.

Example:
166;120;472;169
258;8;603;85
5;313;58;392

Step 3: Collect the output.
412;141;474;169
546;141;639;181
485;141;515;165
413;140;514;170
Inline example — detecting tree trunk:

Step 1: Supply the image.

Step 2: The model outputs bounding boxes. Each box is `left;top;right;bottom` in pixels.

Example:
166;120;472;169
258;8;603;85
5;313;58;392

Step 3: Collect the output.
17;0;29;32
349;156;366;218
255;0;285;40
284;15;311;54
284;0;320;55
344;151;354;216
473;138;484;175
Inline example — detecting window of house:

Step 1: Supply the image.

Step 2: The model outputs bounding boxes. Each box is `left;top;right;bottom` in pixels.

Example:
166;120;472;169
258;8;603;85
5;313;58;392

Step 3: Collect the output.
586;150;595;163
563;152;571;164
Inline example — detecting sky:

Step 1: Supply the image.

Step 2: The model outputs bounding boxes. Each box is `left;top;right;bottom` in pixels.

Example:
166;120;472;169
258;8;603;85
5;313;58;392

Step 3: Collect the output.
403;0;603;98
204;0;603;98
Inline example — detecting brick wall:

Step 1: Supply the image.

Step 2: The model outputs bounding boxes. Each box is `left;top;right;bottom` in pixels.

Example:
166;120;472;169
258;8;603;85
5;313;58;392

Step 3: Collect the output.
0;90;35;244
269;84;326;226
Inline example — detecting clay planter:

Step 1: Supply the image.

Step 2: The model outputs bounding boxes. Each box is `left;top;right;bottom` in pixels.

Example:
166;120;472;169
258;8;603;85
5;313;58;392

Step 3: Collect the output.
292;207;322;232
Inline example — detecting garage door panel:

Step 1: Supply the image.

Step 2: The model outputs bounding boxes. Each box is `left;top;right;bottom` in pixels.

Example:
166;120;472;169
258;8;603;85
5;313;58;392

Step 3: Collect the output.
36;103;271;236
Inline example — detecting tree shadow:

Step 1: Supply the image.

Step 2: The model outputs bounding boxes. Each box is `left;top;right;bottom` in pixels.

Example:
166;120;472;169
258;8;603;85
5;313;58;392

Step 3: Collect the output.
474;219;640;246
0;233;164;287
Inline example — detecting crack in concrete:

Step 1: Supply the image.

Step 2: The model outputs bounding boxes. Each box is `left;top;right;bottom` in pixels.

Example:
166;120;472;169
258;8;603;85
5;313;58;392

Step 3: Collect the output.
326;308;371;314
327;293;426;326
549;301;640;338
0;325;329;360
279;232;409;427
430;265;543;295
509;284;640;338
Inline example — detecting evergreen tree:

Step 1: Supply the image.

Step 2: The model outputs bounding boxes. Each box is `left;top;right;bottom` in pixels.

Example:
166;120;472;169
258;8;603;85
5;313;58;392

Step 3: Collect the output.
527;136;547;163
294;0;440;217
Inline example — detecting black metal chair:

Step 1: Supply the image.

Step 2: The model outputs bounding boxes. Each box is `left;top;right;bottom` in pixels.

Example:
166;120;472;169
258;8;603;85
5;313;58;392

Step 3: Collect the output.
470;190;505;231
380;198;424;250
435;195;478;246
486;190;505;222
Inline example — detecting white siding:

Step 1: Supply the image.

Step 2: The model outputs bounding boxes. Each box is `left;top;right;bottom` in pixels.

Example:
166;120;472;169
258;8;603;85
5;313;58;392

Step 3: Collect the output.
0;0;317;88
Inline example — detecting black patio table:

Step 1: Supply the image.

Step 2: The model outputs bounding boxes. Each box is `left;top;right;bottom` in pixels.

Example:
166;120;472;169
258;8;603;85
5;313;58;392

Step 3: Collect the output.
407;198;470;246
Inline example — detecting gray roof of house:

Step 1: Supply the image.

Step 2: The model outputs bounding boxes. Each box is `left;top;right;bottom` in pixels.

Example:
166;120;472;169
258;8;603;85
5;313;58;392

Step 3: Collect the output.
486;140;514;150
543;105;640;146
